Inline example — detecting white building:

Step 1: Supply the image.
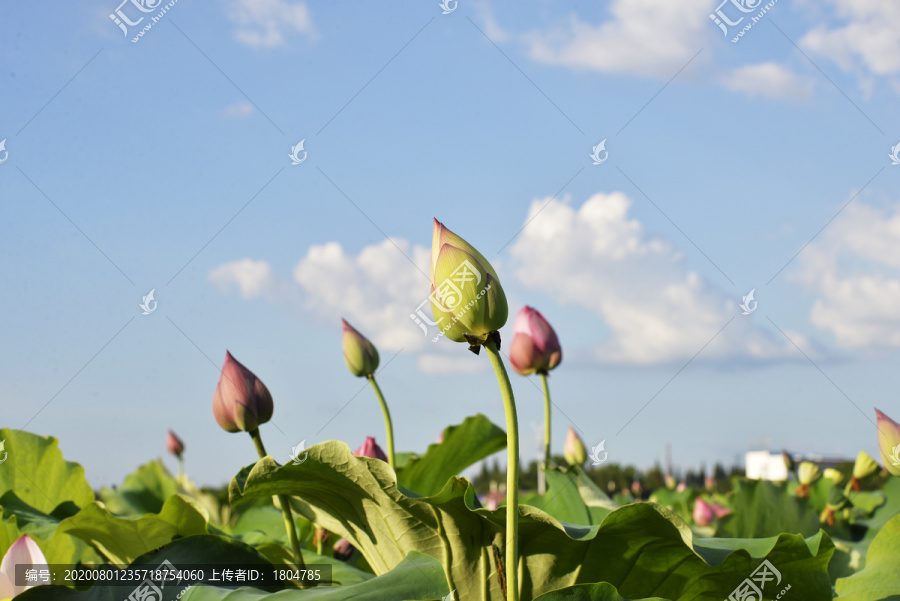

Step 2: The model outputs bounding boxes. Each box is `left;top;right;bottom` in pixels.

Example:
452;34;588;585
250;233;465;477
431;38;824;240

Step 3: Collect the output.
745;451;788;481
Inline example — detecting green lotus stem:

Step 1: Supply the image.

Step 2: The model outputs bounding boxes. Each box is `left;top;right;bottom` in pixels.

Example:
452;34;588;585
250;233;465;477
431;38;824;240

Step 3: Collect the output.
540;372;551;474
248;428;307;577
484;337;519;601
367;375;396;470
177;456;184;480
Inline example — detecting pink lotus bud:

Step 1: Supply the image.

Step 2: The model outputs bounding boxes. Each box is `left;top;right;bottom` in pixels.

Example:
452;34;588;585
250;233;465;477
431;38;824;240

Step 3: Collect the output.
693;497;714;526
212;351;274;433
664;473;676;490
876;408;900;477
333;538;356;562
631;480;642;496
341;319;379;378
676;481;687;493
711;502;731;519
705;476;716;491
430;219;508;345
166;430;184;457
563;427;586;467
0;535;49;599
354;436;388;462
509;306;562;376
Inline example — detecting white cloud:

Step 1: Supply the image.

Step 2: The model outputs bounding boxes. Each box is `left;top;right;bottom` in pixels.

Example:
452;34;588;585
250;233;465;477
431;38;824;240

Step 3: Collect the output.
292;239;433;352
790;200;900;349
508;193;797;364
799;1;900;90
417;353;487;374
221;101;254;118
208;259;275;298
226;0;317;48
523;0;711;77
719;62;814;100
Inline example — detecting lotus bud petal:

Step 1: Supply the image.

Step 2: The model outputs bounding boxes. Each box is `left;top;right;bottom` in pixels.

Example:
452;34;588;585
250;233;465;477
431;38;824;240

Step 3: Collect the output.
212;351;274;433
693;497;714;526
711;502;731;519
875;408;900;476
166;430;184;458
0;535;49;599
704;476;716;491
631;480;642;496
341;319;379;377
354;436;388;462
823;468;844;485
798;462;821;485
563;427;586;467
429;219;508;345
509;306;562;376
852;450;880;480
664;473;676;490
676;481;687;493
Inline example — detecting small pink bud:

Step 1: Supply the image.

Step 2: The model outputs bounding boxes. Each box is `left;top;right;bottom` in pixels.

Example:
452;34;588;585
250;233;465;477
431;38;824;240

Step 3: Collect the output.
693;497;714;526
705;476;716;491
509;306;562;376
711;502;731;519
0;535;49;599
563;427;587;467
166;430;184;457
354;437;388;462
341;319;379;377
664;473;676;490
631;480;642;496
875;408;900;476
676;481;687;493
212;351;274;433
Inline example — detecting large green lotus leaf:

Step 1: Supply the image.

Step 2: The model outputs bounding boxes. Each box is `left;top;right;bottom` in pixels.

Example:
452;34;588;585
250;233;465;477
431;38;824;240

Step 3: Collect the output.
0;429;94;513
521;467;615;525
18;535;280;601
396;414;506;497
715;478;819;538
534;581;667;601
229;441;834;601
98;460;177;516
834;511;900;599
0;491;103;566
56;494;209;565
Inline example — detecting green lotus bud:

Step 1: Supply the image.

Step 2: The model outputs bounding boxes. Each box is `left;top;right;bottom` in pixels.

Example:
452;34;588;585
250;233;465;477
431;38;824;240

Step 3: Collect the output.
430;218;508;347
852;450;880;480
796;461;821;498
875;408;900;476
823;468;844;486
563;427;586;467
341;319;379;377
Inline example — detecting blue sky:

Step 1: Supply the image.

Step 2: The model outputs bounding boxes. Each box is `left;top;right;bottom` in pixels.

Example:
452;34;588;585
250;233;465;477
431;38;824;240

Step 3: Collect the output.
2;0;899;488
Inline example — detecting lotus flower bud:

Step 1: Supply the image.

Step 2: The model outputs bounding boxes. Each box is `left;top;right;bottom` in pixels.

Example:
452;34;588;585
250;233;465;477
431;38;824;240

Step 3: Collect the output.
509;306;562;376
664;473;676;490
563;427;586;467
848;450;880;491
782;450;795;474
711;502;731;519
875;408;900;476
796;462;821;498
823;468;844;485
631;480;642;497
693;497;714;527
0;535;49;599
676;481;687;493
166;430;184;458
354;436;387;462
212;351;274;433
341;319;379;378
430;219;508;346
704;476;716;491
